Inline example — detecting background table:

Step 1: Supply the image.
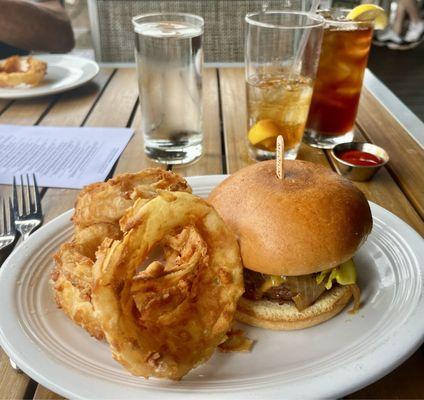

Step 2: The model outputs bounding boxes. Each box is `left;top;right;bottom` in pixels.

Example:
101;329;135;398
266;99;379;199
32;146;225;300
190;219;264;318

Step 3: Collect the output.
0;67;423;399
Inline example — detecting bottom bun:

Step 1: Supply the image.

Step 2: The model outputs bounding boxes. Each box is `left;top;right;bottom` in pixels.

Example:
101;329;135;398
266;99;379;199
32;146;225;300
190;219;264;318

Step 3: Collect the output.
236;285;353;330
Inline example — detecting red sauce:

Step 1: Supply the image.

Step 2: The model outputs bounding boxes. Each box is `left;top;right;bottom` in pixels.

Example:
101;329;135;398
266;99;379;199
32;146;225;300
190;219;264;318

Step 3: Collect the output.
337;149;383;167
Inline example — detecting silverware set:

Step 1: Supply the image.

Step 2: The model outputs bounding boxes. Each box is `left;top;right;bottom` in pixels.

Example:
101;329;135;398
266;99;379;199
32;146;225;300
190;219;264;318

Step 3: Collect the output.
0;174;43;373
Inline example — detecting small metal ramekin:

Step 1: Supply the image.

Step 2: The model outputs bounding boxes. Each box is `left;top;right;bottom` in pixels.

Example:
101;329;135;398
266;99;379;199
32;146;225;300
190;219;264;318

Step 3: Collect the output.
330;142;389;182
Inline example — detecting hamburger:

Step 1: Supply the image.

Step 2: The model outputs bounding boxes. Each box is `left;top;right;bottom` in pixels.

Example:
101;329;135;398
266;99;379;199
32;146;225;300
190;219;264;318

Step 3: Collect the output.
208;160;372;330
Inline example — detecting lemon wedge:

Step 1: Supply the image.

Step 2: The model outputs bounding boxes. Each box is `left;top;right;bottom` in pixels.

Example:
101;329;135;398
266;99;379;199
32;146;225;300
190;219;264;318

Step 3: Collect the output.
248;119;280;150
346;4;388;30
257;137;277;151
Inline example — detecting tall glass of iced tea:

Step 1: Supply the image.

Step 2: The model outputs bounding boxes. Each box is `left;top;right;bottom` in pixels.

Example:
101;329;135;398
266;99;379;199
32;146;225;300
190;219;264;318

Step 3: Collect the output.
304;10;374;149
245;11;324;160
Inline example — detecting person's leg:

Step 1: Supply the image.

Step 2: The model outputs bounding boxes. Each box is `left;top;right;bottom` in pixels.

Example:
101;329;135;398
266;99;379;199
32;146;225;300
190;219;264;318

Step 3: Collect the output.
393;0;406;35
402;0;424;43
375;0;405;47
401;0;422;23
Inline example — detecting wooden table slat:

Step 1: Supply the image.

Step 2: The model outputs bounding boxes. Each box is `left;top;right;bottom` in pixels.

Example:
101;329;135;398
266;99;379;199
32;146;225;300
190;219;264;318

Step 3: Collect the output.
33;385;64;400
357;88;424;220
40;69;114;127
218;68;252;173
0;352;32;400
0;98;55;126
175;68;223;176
113;107;159;174
0;100;11;115
84;68;139;128
327;129;424;237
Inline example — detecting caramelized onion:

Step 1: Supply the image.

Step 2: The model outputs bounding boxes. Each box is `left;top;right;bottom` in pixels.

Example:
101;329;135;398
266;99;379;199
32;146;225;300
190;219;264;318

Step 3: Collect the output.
348;284;361;314
285;276;327;311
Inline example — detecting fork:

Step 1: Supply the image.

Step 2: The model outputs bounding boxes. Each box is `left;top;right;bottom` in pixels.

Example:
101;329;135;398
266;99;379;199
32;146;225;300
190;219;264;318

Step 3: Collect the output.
0;197;16;251
12;174;43;240
9;174;43;373
0;196;19;371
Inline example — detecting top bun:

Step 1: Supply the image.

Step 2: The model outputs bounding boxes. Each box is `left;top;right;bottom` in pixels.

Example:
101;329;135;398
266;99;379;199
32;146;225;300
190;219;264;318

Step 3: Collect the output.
208;160;372;276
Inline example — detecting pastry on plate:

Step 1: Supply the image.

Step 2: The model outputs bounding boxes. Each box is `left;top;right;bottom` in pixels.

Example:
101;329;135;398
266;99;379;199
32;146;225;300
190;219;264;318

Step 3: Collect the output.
0;55;47;88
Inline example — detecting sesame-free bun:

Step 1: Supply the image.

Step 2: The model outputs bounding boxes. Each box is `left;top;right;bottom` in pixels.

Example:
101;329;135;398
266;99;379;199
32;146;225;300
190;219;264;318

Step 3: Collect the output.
236;285;353;330
208;160;372;276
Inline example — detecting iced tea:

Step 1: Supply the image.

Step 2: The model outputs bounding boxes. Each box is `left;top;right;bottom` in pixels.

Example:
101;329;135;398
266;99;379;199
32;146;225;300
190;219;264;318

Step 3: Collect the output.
245;11;324;160
304;12;373;148
247;74;313;160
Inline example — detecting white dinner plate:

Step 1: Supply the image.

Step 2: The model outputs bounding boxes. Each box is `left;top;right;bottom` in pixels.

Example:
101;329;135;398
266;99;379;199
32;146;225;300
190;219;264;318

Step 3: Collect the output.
0;54;99;99
0;175;423;399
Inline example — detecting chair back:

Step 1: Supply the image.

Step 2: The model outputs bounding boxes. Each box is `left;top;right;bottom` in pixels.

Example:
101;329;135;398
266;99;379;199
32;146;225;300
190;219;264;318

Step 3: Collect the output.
88;0;309;63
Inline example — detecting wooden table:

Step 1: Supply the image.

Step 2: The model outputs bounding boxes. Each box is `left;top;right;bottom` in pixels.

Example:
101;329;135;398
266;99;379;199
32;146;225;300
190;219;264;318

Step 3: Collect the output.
0;67;423;399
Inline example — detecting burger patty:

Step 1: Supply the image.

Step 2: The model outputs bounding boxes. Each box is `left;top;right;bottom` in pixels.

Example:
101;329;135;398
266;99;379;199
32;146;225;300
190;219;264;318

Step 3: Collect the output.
243;269;297;302
264;286;296;302
243;269;327;310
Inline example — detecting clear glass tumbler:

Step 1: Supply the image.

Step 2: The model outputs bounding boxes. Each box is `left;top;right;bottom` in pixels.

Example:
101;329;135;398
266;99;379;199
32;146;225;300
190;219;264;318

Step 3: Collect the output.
245;11;324;161
304;10;374;149
133;13;204;165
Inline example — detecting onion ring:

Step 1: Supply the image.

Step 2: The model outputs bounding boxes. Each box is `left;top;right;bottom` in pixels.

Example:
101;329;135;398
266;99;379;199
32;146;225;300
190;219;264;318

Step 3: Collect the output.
0;56;47;88
51;169;191;339
92;191;244;379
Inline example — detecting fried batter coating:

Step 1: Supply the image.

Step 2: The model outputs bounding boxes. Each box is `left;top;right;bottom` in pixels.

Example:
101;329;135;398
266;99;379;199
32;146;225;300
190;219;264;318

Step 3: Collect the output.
51;169;191;339
73;169;191;228
52;225;121;340
92;191;244;379
0;56;47;88
74;223;122;260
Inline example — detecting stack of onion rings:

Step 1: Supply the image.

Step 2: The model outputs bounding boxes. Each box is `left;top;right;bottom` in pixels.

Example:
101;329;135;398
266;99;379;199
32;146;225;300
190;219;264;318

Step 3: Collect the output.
92;191;244;379
52;169;244;379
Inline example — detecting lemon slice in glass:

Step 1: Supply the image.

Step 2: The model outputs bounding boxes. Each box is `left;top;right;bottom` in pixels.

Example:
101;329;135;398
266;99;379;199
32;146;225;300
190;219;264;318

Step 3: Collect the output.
346;4;388;30
248;119;280;151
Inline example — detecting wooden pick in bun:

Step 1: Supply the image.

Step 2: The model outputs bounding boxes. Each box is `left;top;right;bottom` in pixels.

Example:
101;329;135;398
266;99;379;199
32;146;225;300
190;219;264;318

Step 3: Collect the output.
208;160;372;330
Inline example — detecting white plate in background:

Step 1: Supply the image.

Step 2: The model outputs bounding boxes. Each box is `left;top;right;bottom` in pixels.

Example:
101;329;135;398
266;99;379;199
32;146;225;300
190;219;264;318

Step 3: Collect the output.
0;54;99;99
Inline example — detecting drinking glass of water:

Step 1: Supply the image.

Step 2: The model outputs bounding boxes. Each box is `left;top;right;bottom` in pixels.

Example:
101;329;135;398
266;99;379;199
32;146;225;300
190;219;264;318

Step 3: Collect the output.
132;13;204;165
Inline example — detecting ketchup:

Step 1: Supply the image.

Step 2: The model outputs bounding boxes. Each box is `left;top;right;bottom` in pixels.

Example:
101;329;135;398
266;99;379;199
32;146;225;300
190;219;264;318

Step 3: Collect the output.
337;149;383;167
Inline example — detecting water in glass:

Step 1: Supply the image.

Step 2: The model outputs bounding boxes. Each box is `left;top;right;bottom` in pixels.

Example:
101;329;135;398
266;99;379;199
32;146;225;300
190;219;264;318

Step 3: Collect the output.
134;16;203;164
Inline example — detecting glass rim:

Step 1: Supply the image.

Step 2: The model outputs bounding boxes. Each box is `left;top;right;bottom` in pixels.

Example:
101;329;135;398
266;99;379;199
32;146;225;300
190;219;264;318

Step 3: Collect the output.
132;12;204;28
245;10;324;29
318;9;375;26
